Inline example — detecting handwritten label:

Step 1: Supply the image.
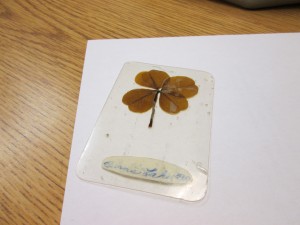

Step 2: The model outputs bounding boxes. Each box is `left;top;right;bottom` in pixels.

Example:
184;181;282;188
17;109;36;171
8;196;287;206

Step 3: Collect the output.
102;156;192;184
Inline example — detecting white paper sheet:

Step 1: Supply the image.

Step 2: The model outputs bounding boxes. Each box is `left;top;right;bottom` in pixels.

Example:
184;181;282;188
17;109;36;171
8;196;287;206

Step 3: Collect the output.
61;33;300;225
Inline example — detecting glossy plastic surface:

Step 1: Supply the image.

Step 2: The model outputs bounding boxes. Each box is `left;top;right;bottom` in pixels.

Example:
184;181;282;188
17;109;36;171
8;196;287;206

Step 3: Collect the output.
77;62;214;201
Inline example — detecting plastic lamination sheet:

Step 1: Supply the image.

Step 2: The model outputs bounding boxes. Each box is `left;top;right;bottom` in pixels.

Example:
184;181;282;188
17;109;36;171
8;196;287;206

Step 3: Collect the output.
77;62;214;201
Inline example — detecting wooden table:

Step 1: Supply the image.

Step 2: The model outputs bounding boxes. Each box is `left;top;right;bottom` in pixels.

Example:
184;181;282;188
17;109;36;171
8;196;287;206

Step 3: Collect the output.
1;1;299;224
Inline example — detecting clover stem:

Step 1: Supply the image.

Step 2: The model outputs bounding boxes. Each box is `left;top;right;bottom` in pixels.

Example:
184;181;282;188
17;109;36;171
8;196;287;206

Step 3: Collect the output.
148;90;160;128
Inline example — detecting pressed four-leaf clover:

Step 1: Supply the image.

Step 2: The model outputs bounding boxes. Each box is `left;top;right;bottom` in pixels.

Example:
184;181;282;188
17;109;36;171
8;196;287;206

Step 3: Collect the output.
122;70;198;127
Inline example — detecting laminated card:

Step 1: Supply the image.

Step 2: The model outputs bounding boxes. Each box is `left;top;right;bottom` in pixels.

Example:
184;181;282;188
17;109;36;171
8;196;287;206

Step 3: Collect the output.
77;62;214;201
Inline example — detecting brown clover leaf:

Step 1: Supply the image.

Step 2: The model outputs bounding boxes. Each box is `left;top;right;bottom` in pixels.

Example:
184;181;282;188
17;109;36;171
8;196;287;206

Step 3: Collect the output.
122;70;198;128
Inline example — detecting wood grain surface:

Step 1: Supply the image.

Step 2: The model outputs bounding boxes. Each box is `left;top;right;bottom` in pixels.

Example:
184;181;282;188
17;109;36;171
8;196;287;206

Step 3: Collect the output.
1;0;300;224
